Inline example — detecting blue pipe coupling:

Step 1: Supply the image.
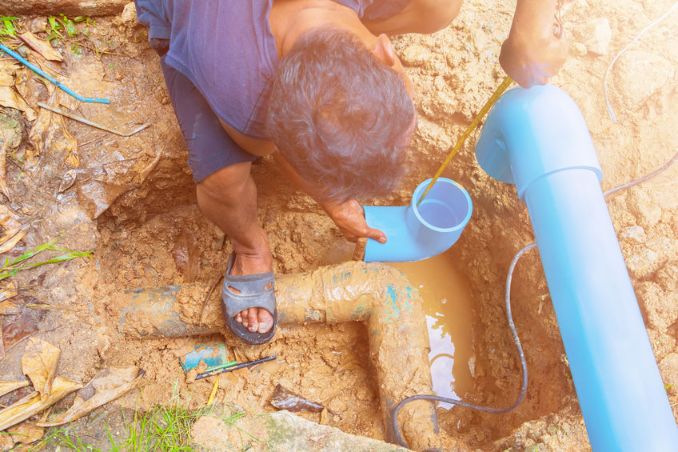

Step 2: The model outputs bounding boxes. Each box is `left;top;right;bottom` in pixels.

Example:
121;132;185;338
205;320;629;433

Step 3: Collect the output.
363;178;472;262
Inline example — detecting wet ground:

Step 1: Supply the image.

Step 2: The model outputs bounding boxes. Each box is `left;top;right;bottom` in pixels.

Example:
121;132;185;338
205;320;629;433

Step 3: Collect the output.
1;0;676;450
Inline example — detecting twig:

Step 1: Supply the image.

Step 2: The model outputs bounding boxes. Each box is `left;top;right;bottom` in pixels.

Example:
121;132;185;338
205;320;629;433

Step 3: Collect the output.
38;102;150;137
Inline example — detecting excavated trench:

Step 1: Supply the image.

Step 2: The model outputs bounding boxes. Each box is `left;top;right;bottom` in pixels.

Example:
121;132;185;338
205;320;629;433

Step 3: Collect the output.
92;132;575;449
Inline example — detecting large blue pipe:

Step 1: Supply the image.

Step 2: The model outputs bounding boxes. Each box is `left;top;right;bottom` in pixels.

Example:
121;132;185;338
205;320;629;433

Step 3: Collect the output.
476;84;677;451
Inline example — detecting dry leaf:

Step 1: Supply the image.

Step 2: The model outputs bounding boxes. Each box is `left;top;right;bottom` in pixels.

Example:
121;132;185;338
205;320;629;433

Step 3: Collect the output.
8;421;44;444
38;367;143;427
28;95;77;161
0;381;29;398
0;205;20;231
0;61;19;87
0;86;36;121
0;228;26;254
0;281;17;303
21;338;60;398
0;300;19;315
0;431;14;450
18;32;63;62
0;376;81;431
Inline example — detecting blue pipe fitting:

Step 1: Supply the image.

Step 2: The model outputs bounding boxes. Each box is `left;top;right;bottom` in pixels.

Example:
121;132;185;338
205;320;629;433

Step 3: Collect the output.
363;178;472;263
476;84;677;451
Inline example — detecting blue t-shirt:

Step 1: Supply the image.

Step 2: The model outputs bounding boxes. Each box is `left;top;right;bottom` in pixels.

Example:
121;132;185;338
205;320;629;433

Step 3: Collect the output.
135;0;407;139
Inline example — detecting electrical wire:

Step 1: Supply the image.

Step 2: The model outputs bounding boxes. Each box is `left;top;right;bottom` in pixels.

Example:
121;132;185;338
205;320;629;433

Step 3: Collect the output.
603;1;678;123
390;150;677;449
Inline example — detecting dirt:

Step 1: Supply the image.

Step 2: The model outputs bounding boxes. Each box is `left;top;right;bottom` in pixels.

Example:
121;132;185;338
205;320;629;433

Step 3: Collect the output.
0;0;676;450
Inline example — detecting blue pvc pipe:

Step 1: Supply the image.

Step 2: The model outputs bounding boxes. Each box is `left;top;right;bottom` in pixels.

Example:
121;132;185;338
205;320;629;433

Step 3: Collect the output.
476;84;677;451
364;178;472;262
0;43;110;104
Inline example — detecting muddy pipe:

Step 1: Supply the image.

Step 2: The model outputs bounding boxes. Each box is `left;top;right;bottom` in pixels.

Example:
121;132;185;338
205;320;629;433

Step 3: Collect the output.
476;85;677;451
116;261;439;450
363;178;472;262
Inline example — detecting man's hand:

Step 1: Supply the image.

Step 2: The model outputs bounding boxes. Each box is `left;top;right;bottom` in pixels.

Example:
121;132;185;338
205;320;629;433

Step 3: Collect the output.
500;0;568;88
322;199;386;244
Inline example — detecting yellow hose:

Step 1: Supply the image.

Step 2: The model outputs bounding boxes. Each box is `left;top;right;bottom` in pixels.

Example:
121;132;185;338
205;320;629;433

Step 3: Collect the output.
417;76;513;205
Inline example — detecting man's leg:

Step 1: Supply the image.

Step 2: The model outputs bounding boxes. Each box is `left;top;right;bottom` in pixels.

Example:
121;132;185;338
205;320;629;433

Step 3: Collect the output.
196;162;274;334
364;0;463;35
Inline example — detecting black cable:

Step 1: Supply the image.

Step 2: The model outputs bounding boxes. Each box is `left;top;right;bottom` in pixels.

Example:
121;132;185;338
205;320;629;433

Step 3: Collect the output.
391;244;534;448
390;150;677;449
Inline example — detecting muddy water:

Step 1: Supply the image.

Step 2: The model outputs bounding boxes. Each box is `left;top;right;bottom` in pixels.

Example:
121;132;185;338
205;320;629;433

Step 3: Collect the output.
320;241;475;407
392;253;474;409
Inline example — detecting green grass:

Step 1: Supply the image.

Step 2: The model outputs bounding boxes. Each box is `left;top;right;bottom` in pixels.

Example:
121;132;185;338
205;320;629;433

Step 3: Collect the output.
0;16;17;37
0;240;92;281
29;405;247;451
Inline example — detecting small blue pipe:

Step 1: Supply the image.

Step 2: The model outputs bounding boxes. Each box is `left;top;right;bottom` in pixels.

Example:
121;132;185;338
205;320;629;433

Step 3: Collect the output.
364;178;472;262
0;43;110;104
476;85;677;451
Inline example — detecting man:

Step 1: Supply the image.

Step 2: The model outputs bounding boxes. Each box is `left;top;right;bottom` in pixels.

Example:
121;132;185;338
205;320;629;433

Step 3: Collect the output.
135;0;566;344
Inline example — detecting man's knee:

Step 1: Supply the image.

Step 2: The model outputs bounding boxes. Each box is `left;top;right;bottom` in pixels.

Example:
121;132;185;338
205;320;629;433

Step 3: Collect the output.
197;162;252;204
412;0;462;33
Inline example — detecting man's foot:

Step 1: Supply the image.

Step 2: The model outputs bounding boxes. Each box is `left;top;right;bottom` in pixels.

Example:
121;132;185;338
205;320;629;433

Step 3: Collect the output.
227;251;274;334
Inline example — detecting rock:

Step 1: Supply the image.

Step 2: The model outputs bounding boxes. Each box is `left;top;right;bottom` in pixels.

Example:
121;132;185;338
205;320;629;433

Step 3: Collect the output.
120;2;138;26
572;42;588;57
659;353;678;394
621;225;646;243
401;44;432;68
583;18;612;56
614;51;675;108
191;411;406;451
637;281;677;331
0;0;128;16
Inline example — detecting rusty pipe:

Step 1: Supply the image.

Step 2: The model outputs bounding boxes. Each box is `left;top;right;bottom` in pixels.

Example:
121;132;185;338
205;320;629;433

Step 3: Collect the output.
115;261;439;450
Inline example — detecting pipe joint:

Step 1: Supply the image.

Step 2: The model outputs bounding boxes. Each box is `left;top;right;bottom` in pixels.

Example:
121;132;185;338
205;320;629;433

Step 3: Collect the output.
476;85;602;198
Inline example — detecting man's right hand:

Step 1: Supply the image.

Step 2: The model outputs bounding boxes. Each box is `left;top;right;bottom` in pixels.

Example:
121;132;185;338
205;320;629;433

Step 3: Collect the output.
322;199;387;244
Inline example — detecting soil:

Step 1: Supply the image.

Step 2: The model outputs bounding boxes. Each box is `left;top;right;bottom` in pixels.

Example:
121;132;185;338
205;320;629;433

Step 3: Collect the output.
0;0;676;450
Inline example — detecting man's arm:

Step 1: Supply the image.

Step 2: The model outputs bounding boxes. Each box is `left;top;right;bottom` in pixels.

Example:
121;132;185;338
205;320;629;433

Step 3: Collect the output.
500;0;568;87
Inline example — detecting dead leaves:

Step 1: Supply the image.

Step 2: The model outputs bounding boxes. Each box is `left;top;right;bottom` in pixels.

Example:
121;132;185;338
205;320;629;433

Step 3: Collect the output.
0;381;28;398
21;338;60;398
39;367;143;427
0;339;143;436
0;375;81;431
18;32;63;62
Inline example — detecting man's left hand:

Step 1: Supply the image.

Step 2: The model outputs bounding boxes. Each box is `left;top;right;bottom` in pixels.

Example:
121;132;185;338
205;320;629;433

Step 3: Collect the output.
499;24;568;87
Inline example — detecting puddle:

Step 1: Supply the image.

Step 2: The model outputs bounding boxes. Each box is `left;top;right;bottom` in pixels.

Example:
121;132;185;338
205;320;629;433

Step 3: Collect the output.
392;253;474;409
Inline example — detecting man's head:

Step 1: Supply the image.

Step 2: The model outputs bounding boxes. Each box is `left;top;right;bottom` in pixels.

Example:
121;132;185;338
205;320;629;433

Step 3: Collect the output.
267;28;416;202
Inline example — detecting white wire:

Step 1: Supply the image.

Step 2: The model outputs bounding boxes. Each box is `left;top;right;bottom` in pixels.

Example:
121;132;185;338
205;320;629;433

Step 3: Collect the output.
603;1;678;123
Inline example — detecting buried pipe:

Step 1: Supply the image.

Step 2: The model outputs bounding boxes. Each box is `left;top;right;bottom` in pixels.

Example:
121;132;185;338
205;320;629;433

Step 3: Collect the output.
363;178;472;262
116;261;439;450
476;85;678;451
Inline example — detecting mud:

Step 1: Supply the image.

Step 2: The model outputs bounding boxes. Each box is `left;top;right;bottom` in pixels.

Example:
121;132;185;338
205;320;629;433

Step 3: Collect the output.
1;0;676;450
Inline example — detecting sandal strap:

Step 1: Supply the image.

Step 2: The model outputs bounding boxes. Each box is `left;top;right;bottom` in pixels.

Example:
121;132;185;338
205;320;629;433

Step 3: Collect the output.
222;253;276;317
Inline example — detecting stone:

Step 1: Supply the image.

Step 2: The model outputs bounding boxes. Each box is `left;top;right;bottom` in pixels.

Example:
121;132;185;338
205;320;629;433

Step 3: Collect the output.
637;281;678;331
191;411;406;451
621;225;646;243
659;354;678;394
614;51;675;108
583;18;612;56
120;2;138;26
401;44;432;68
572;42;588;57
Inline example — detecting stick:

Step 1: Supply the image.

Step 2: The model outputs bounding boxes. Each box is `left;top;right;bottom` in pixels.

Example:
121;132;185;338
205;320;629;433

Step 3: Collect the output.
37;102;150;137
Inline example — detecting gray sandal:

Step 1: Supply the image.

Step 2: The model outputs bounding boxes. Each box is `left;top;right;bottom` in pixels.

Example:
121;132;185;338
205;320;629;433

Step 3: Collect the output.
222;253;277;345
